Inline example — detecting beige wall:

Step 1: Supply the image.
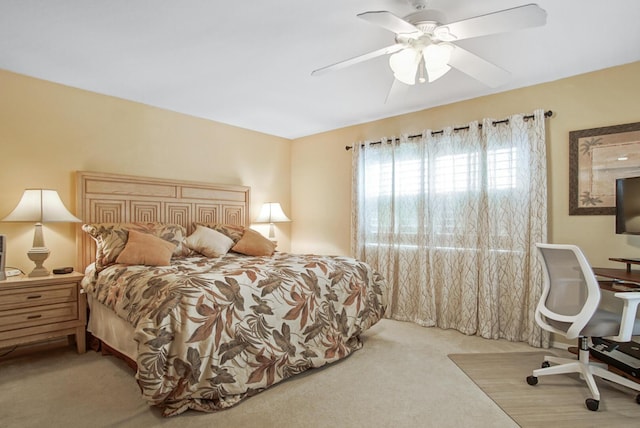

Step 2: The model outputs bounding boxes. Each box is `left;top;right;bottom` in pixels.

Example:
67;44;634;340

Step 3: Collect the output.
0;70;292;274
291;61;640;268
2;62;640;276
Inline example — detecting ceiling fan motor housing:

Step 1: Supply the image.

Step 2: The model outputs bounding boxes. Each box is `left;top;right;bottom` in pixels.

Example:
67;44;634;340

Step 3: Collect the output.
395;10;449;48
404;9;448;30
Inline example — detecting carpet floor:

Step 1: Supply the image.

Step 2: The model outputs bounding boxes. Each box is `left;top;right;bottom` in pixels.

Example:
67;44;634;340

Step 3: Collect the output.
2;319;638;427
449;351;640;427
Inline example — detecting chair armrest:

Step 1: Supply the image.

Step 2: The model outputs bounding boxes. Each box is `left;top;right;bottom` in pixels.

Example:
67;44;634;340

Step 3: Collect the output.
611;292;640;342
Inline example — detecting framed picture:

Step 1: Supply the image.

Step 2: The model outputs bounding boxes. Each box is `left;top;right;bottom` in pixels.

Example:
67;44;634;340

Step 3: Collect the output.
569;121;640;215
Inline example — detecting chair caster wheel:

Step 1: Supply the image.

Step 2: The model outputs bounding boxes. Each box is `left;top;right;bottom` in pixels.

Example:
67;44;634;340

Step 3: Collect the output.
541;361;550;368
526;375;538;385
586;398;599;411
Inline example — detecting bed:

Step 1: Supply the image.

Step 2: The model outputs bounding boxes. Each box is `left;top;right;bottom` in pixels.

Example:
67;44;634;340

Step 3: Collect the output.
76;171;387;416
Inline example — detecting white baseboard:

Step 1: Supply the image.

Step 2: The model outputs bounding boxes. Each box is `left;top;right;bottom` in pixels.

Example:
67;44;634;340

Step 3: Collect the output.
550;340;570;350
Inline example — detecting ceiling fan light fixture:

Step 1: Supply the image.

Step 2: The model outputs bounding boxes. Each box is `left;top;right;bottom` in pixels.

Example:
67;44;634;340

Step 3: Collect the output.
425;63;451;82
423;43;453;67
389;48;421;85
421;42;453;82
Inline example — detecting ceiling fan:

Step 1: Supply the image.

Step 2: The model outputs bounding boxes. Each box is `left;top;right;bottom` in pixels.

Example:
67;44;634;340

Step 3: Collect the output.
312;1;547;88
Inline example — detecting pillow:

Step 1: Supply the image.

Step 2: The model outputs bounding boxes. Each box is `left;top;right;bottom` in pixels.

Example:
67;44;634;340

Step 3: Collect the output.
193;223;245;244
83;222;188;271
232;227;276;257
115;229;176;266
184;225;234;257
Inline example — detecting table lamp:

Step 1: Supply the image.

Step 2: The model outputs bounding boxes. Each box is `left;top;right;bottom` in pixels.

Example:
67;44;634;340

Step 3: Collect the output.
2;189;81;277
255;202;290;240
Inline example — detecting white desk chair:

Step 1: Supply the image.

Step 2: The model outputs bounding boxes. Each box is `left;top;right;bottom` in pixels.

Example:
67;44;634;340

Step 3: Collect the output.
526;243;640;411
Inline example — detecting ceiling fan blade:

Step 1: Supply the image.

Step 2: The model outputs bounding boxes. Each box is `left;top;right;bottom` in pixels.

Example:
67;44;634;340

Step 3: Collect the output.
357;11;422;35
385;77;414;104
311;44;404;76
384;77;409;104
437;4;546;41
448;46;510;87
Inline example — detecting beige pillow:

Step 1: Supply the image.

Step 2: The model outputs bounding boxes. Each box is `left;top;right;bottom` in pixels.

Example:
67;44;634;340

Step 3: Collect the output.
232;227;276;257
115;229;177;266
184;225;235;257
193;222;245;244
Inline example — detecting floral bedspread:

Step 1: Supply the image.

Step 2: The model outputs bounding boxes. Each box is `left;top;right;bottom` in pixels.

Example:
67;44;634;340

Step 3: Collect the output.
81;252;387;416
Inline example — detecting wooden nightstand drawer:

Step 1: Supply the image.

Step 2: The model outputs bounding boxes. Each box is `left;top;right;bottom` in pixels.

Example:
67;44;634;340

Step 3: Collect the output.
0;283;77;310
0;302;78;332
0;272;86;353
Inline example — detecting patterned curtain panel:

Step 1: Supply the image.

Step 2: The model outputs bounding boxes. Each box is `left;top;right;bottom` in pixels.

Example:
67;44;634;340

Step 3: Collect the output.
351;109;549;347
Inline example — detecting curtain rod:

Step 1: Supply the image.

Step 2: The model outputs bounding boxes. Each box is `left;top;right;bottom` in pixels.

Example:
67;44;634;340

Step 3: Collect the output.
345;110;553;151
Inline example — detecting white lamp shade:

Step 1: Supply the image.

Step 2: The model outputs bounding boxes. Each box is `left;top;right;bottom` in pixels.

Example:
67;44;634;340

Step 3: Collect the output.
2;189;81;223
389;48;421;85
423;43;453;82
425;62;451;82
255;202;290;223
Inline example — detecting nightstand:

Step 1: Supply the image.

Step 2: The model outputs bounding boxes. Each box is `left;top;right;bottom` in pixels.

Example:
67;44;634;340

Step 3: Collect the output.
0;271;86;353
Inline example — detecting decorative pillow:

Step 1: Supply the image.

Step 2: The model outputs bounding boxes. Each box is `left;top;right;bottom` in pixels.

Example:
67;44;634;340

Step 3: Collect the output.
231;227;276;257
115;229;176;266
184;225;234;257
193;223;245;244
83;222;188;271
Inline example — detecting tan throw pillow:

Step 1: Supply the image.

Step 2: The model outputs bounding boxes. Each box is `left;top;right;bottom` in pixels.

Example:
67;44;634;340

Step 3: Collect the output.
232;227;276;257
184;225;235;257
115;229;177;266
83;222;189;271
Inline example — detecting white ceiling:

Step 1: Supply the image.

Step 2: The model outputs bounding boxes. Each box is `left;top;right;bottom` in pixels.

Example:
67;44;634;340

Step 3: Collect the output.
1;0;639;139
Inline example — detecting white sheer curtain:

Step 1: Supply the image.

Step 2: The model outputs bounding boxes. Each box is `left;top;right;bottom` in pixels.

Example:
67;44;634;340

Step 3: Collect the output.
351;109;549;347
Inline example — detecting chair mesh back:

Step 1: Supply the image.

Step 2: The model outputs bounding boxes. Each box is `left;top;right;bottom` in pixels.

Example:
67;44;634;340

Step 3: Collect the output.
539;247;590;317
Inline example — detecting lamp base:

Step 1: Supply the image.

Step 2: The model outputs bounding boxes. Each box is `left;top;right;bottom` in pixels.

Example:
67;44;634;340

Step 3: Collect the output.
27;247;50;277
28;267;50;277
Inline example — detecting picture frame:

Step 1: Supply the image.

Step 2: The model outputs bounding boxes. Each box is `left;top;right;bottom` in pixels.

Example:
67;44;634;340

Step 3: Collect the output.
569;121;640;215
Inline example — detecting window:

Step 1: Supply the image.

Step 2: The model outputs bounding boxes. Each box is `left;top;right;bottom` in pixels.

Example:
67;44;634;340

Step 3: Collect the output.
363;146;519;239
488;148;517;190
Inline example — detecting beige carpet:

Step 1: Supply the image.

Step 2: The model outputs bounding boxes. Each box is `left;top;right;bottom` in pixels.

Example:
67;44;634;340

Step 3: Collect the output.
3;319;638;428
449;352;640;427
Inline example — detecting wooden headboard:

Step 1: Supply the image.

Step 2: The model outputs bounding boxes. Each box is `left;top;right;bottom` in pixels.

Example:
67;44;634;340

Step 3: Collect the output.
76;171;250;271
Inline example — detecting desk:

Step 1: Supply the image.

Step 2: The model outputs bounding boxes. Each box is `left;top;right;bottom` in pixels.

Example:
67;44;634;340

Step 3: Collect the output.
574;265;640;384
595;258;640;280
592;267;640;291
609;257;640;273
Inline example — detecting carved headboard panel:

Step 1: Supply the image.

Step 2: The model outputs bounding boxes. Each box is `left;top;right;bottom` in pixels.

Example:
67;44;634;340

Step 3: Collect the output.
76;171;250;271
